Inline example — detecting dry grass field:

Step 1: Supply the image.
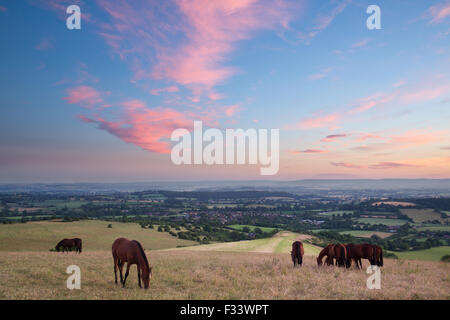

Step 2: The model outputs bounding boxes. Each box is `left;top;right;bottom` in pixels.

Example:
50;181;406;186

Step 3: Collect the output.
0;220;449;300
0;250;449;300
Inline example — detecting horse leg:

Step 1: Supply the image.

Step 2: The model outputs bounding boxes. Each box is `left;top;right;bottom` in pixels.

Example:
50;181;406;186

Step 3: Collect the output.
122;263;131;288
118;260;124;284
137;265;142;288
113;257;118;284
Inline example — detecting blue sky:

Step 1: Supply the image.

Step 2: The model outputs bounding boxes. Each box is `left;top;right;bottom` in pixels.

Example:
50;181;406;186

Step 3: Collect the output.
0;0;449;182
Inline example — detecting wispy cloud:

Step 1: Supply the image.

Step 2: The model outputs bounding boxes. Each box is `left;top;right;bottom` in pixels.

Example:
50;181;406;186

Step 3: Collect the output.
426;1;450;24
321;133;348;142
308;67;334;81
289;149;329;154
35;37;54;51
330;162;363;169
369;162;422;169
351;39;369;49
298;1;349;43
330;161;422;170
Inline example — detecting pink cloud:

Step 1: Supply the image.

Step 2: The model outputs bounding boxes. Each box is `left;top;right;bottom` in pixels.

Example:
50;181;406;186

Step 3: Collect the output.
79;100;194;154
0;5;7;12
97;0;297;93
356;133;383;142
427;1;450;24
225;104;240;117
64;86;103;107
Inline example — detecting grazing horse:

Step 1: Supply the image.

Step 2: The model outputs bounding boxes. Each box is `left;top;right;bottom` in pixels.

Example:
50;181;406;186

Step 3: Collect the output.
332;243;347;267
55;238;82;253
291;241;305;267
345;243;376;269
372;244;384;267
112;238;152;289
317;244;335;266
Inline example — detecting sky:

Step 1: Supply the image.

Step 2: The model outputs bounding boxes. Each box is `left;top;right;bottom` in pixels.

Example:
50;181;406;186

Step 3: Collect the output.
0;0;450;182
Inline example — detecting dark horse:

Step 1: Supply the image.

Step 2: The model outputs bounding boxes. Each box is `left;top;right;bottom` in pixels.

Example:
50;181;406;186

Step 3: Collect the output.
345;243;377;269
112;238;152;289
291;241;305;267
317;244;335;266
332;243;347;267
55;238;82;253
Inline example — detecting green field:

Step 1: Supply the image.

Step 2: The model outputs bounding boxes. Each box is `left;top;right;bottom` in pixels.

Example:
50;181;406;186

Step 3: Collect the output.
390;246;450;261
227;224;277;233
356;218;409;226
170;231;322;256
0;220;196;252
338;230;393;239
400;209;448;224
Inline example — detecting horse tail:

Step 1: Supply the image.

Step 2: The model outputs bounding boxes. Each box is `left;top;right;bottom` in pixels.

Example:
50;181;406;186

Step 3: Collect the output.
372;245;377;266
79;239;82;253
340;245;346;267
379;247;383;267
297;242;303;265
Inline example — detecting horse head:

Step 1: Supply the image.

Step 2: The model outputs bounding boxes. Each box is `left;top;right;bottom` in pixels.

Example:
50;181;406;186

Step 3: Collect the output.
142;266;152;289
317;256;323;266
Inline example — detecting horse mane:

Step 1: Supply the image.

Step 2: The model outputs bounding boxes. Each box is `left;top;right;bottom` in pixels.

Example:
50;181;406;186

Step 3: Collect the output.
133;240;150;271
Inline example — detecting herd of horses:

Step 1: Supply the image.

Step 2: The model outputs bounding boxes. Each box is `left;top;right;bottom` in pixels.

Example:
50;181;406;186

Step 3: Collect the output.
54;237;383;290
291;240;383;269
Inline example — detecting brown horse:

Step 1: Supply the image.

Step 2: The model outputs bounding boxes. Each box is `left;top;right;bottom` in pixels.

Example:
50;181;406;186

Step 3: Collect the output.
372;244;384;267
291;241;305;267
332;243;347;267
55;238;82;253
317;244;335;266
112;238;152;289
345;243;376;269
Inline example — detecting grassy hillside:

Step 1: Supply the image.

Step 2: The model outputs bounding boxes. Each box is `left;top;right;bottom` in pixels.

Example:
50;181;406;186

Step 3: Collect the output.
0;220;196;252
